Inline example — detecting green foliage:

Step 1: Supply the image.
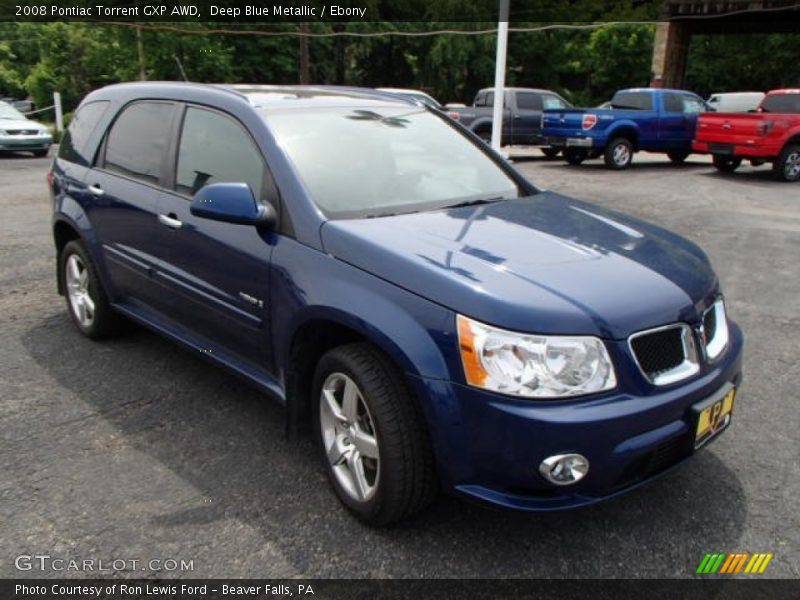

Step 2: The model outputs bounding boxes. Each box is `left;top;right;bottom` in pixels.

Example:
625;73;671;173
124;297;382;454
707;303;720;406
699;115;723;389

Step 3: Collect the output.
0;20;797;113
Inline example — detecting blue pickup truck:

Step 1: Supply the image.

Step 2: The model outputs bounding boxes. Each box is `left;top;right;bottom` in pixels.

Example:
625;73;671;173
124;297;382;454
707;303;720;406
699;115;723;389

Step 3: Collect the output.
541;88;707;169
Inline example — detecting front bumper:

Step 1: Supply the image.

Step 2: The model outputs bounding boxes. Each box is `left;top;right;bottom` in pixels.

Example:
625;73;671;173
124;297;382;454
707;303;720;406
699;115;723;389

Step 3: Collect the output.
409;322;744;511
0;133;53;151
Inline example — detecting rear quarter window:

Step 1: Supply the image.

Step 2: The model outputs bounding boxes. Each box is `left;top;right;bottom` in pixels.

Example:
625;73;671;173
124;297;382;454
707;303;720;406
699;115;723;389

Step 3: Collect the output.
57;101;110;166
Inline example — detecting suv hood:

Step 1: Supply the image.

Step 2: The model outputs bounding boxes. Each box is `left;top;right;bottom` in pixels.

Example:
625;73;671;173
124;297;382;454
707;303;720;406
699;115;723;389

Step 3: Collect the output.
320;192;718;339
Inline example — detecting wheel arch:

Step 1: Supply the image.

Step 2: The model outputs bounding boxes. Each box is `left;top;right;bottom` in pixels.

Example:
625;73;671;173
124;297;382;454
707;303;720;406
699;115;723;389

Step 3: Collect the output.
283;305;451;438
607;124;639;149
53;218;83;295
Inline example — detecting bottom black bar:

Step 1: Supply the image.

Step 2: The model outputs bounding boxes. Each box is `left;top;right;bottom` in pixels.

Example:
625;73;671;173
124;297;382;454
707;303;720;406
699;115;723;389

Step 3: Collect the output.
2;579;799;600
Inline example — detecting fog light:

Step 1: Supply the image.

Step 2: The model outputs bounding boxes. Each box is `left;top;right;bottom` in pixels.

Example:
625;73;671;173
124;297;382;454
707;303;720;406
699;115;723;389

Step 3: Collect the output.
539;453;589;486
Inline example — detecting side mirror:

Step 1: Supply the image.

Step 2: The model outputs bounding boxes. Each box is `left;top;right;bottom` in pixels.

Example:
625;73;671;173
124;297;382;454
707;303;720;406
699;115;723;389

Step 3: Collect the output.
190;182;276;227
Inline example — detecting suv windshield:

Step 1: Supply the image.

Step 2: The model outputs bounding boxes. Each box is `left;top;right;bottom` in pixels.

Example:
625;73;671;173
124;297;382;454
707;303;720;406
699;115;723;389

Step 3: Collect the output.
0;102;26;120
264;106;520;218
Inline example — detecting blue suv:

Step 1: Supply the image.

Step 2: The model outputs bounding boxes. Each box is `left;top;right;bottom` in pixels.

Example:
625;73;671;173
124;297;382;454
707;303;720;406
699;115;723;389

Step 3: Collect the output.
50;83;743;525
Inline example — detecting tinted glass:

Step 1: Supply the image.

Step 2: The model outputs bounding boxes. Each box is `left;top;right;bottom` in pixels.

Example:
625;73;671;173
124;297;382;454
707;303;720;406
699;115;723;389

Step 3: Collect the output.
541;94;569;110
104;102;174;183
663;93;683;113
176;107;265;199
611;91;653;110
265;107;519;219
761;93;800;113
58;101;109;165
516;93;542;110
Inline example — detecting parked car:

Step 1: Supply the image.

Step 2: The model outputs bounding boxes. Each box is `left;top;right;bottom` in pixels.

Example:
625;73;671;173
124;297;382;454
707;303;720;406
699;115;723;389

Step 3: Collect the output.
0;100;52;157
51;82;742;525
541;88;707;169
375;87;444;111
706;92;765;113
693;89;800;182
447;87;572;157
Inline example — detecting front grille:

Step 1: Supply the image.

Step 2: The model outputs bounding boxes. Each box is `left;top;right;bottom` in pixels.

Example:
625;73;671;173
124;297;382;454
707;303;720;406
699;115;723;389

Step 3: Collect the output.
630;327;685;376
6;129;38;136
629;323;700;385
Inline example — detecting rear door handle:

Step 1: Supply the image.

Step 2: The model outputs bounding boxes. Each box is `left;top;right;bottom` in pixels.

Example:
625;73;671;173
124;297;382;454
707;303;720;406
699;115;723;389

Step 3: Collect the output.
87;184;104;196
158;213;183;229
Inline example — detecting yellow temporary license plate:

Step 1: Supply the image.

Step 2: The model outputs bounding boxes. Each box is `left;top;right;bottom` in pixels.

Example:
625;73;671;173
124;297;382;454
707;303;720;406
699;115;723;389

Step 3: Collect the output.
694;387;735;449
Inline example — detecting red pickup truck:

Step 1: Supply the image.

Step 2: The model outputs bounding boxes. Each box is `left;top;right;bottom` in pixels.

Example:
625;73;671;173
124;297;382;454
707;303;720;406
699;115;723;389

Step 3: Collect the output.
693;89;800;182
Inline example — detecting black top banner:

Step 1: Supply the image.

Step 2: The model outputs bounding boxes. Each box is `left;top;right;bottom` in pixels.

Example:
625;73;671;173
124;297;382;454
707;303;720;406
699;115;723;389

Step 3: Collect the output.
1;0;668;23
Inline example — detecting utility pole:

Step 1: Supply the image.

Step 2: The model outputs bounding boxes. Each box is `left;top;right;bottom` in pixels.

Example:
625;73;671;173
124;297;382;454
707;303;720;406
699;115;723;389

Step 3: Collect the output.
490;0;509;153
299;23;310;84
135;0;146;80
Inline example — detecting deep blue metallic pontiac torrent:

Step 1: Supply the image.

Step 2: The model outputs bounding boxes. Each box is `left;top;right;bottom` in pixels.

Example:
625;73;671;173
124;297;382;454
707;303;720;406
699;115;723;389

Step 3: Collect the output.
50;82;743;525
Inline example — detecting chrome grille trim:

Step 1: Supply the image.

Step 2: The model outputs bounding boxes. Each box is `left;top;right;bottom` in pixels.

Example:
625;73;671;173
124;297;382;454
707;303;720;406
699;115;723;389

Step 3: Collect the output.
628;323;700;386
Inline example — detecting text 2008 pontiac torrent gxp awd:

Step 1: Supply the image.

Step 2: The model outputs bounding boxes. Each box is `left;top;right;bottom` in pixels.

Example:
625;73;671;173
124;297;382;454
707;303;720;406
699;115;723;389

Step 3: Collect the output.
50;83;742;525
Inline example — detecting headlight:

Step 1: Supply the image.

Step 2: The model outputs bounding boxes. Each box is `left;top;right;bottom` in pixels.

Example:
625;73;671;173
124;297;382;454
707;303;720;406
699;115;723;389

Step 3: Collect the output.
457;314;616;398
704;298;729;361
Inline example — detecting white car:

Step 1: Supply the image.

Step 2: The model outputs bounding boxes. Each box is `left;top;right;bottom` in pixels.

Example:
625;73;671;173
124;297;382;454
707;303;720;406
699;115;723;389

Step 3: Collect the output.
0;101;53;157
706;92;765;113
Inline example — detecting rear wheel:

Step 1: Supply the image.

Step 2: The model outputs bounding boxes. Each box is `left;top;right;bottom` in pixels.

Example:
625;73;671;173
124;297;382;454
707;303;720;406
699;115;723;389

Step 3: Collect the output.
604;138;634;169
60;240;124;339
313;343;437;526
541;147;560;159
667;151;689;164
712;155;742;173
773;144;800;182
564;149;587;165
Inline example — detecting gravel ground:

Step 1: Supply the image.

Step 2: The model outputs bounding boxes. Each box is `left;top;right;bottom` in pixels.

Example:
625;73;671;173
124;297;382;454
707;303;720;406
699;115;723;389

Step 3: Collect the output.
0;149;798;579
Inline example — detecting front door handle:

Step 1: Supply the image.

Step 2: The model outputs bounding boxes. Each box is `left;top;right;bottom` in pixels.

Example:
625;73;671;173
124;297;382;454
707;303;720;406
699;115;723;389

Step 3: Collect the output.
87;184;104;196
158;213;183;229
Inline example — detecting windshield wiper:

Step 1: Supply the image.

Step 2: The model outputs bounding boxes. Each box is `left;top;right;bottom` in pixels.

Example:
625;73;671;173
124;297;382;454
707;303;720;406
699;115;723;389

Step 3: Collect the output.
444;196;504;210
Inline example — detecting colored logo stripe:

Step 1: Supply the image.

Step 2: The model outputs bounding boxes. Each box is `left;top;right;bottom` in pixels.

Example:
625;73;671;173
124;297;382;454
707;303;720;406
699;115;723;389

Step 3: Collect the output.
697;552;773;574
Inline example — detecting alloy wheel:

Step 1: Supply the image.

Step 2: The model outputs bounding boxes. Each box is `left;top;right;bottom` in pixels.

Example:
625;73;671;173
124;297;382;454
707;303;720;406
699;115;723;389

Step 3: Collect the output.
65;254;95;328
319;372;380;503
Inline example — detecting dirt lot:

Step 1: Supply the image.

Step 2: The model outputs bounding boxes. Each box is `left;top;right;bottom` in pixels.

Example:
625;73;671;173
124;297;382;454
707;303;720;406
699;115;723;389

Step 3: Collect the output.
0;149;798;578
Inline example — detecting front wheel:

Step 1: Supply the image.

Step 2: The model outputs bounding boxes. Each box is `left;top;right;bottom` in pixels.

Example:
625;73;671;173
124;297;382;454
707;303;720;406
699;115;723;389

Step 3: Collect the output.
60;240;124;339
604;138;634;169
32;148;50;158
541;147;560;159
713;155;742;173
313;343;437;526
667;151;689;164
773;144;800;182
564;149;588;165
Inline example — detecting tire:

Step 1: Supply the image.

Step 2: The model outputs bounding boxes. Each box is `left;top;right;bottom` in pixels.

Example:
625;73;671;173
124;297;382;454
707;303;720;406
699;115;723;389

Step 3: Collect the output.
772;144;800;182
60;240;124;339
604;137;634;169
541;147;560;159
312;342;437;526
667;151;689;164
564;149;587;165
32;148;49;158
475;128;492;144
712;155;742;173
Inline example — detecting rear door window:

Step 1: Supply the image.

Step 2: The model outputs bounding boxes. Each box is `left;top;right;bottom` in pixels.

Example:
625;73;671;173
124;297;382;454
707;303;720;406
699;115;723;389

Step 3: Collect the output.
58;100;109;165
175;106;266;200
103;101;175;184
611;92;653;110
760;93;800;113
541;94;569;110
516;93;543;110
